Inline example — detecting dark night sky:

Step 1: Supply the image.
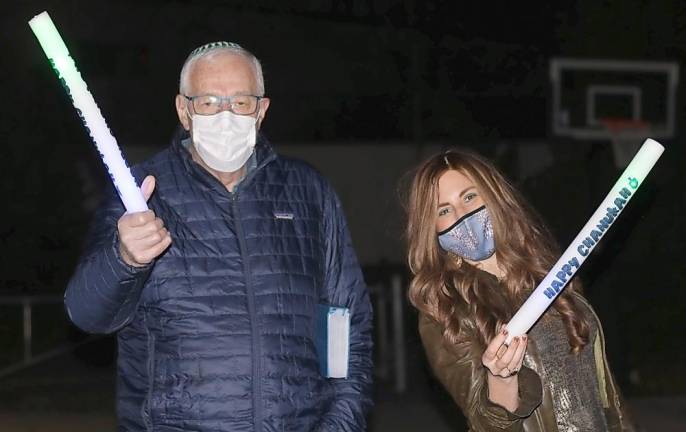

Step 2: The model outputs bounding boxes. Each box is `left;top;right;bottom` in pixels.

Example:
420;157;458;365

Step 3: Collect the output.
4;1;686;144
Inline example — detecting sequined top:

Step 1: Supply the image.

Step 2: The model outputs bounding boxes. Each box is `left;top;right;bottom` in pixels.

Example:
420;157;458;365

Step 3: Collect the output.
523;303;609;431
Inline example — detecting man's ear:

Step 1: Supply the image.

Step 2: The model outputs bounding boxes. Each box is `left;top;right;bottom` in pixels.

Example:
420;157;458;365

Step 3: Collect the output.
175;94;191;130
256;97;270;129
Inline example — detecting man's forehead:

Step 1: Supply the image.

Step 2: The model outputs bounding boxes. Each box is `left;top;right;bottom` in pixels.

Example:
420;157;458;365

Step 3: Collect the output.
188;54;257;92
192;52;254;76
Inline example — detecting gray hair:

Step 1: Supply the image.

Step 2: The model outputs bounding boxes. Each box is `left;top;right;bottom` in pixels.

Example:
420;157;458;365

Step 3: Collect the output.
179;41;265;96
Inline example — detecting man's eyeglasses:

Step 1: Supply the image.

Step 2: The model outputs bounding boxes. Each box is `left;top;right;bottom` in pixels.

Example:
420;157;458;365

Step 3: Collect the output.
184;94;263;116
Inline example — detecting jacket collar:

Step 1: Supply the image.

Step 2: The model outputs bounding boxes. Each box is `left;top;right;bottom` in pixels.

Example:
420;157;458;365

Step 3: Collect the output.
171;126;277;195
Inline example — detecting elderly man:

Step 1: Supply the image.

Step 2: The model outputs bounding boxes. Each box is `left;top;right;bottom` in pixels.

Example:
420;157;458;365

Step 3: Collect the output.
65;42;373;432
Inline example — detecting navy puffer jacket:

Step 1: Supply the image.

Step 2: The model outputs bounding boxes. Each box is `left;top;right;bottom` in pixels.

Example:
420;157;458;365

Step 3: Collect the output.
65;135;373;431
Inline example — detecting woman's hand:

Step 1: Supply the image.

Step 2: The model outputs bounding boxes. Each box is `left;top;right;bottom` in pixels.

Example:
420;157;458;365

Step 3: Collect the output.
482;327;528;379
481;327;528;412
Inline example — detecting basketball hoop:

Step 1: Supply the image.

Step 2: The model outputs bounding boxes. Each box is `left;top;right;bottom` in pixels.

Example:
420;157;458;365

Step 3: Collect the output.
600;118;651;168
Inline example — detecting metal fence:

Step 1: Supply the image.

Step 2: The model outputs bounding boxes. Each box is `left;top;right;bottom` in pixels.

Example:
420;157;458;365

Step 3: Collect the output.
0;295;98;379
369;273;407;393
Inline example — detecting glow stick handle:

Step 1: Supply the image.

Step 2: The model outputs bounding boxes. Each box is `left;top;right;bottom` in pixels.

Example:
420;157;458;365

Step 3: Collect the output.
505;138;664;343
29;11;148;213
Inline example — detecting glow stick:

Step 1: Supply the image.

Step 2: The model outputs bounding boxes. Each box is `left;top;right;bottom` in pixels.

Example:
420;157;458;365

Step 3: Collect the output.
29;11;148;213
505;138;664;343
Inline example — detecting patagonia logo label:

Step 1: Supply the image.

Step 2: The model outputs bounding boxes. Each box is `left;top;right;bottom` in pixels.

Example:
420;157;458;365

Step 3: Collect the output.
274;212;294;220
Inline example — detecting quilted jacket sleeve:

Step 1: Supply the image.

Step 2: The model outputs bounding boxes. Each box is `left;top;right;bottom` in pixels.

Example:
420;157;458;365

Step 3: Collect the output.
419;314;542;432
315;183;374;432
64;182;153;334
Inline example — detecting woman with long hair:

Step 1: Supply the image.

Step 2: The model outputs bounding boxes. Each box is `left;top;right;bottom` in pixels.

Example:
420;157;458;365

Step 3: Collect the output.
405;149;634;431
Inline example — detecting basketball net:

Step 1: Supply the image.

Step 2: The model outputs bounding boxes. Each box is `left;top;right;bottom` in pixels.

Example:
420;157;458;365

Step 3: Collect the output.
600;118;651;168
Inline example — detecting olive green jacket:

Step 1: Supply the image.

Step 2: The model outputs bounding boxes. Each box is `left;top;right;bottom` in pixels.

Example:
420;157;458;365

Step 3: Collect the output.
418;296;635;432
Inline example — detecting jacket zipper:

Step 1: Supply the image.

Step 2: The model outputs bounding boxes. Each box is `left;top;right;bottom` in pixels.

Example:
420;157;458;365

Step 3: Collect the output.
142;312;156;431
232;192;263;431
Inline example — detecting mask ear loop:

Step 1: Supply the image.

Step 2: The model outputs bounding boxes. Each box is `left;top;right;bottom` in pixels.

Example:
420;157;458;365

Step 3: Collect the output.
255;99;264;128
182;104;194;133
184;97;195;123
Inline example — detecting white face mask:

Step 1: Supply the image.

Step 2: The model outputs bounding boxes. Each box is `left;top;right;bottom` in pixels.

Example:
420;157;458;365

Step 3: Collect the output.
190;110;257;172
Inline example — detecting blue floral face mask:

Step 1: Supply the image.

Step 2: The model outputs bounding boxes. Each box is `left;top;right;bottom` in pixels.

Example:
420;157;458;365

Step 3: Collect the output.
437;205;495;261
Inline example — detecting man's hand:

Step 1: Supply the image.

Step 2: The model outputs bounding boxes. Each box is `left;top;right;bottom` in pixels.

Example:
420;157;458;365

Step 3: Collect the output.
117;175;172;267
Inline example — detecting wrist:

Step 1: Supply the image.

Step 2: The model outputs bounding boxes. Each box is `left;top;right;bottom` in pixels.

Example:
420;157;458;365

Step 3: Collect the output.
486;370;520;412
487;369;518;385
119;244;143;267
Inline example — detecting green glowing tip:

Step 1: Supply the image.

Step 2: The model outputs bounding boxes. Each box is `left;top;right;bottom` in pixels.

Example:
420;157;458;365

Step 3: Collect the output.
28;11;70;60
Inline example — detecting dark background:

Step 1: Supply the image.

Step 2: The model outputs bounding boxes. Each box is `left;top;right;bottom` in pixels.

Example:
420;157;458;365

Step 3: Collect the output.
1;0;685;429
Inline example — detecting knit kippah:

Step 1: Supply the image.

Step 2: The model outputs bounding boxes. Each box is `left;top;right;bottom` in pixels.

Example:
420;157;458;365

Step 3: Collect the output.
187;41;244;59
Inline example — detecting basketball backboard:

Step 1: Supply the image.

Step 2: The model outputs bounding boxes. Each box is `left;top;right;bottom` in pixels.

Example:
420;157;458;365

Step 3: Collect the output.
550;58;679;140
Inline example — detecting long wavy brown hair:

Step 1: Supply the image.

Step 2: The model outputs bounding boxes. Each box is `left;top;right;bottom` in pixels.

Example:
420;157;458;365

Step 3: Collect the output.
406;149;589;353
